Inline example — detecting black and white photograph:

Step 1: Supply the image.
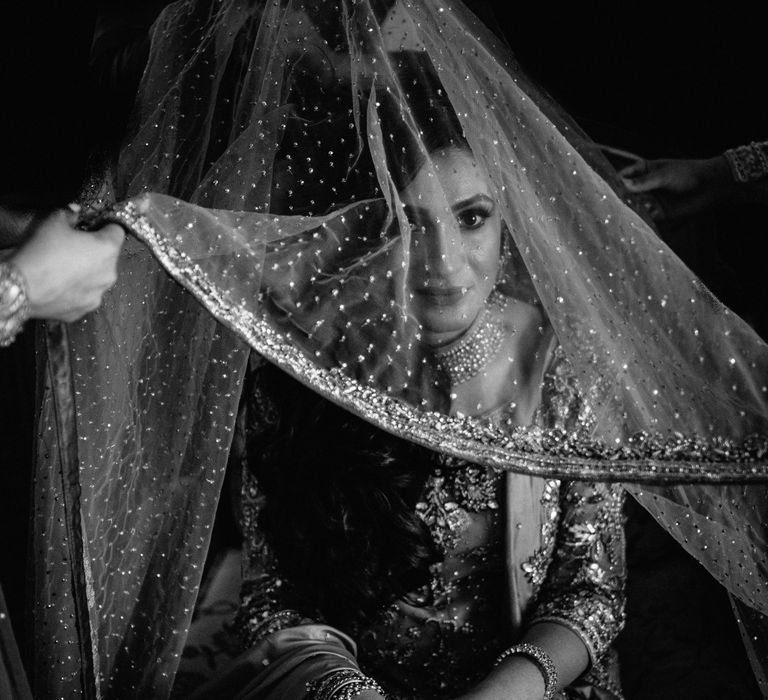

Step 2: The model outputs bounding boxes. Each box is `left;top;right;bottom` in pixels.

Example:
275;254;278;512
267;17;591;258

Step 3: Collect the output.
2;2;767;699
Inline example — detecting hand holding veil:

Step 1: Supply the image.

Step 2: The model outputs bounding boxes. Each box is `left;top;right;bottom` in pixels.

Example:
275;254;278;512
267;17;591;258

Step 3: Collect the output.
31;0;768;697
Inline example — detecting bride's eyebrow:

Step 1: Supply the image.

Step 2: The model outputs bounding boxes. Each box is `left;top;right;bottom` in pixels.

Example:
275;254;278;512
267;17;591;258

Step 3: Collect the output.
451;194;494;211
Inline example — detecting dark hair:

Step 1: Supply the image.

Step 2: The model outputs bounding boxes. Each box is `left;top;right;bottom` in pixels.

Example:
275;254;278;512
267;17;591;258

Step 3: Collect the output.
377;55;470;190
246;67;472;628
246;365;440;629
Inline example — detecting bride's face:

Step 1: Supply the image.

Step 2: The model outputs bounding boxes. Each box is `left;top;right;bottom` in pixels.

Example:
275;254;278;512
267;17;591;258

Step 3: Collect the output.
400;148;502;347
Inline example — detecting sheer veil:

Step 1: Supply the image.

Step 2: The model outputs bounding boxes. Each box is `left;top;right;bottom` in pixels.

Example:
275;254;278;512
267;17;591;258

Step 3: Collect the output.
31;1;768;697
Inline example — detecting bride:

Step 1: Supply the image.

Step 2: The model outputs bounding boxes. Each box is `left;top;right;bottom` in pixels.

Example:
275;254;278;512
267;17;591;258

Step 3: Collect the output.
184;89;626;700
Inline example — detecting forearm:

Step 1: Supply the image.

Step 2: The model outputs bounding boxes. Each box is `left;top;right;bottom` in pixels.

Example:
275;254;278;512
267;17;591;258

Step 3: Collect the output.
522;621;589;687
457;481;626;700
725;144;768;204
456;622;588;700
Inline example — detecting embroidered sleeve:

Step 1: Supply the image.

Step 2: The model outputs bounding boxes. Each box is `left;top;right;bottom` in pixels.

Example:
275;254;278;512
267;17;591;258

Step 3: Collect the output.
234;384;368;700
234;364;367;700
724;140;768;182
529;481;626;667
536;343;599;435
235;357;322;646
235;466;315;646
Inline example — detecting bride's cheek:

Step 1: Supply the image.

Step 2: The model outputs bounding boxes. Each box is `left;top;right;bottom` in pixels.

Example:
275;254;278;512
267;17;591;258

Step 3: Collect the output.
471;236;500;280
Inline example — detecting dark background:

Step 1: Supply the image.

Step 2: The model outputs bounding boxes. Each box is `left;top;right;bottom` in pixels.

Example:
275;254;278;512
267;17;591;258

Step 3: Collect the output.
1;2;765;697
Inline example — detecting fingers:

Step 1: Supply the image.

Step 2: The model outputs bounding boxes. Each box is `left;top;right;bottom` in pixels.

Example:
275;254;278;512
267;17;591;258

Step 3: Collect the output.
622;172;668;193
15;209;125;321
64;202;82;226
40;207;75;231
619;161;647;178
620;161;652;191
621;161;673;193
95;222;126;247
95;224;125;287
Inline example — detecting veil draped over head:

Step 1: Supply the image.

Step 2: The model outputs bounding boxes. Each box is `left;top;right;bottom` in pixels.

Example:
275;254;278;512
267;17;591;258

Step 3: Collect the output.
32;0;768;697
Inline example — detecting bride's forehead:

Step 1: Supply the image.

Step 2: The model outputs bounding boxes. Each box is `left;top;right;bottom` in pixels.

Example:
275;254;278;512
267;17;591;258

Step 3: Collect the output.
403;148;490;203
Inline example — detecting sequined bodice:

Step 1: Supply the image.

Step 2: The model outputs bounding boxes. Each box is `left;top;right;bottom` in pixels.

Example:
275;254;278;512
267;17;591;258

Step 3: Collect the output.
355;463;508;699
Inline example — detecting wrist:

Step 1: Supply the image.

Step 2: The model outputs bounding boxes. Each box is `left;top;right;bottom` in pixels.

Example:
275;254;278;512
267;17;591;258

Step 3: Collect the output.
704;155;736;190
307;669;386;700
495;643;557;700
0;260;31;346
9;247;55;317
723;142;768;183
705;154;732;179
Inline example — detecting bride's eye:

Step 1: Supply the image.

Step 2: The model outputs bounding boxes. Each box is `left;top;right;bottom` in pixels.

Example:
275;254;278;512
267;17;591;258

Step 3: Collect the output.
457;208;488;230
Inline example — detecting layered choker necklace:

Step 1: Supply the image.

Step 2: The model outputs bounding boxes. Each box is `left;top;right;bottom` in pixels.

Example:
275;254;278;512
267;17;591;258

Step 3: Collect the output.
433;290;509;385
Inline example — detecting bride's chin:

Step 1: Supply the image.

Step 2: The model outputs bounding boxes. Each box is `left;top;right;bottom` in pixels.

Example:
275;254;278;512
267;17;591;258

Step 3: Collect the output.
422;327;465;348
418;311;481;348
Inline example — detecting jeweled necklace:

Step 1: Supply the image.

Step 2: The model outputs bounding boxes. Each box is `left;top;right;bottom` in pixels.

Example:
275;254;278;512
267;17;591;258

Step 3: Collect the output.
433;290;508;385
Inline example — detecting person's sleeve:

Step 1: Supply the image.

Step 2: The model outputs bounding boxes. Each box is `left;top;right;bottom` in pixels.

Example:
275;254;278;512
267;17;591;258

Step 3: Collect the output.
224;468;368;700
724;140;768;183
529;481;626;668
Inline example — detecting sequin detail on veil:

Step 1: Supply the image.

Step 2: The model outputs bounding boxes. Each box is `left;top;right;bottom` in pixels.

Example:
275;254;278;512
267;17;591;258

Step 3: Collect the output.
103;201;768;483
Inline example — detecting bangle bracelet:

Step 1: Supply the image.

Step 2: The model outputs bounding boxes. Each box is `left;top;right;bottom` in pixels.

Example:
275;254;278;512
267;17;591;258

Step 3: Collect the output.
334;679;385;700
495;642;558;700
0;261;30;348
308;668;361;700
724;141;768;183
307;668;386;700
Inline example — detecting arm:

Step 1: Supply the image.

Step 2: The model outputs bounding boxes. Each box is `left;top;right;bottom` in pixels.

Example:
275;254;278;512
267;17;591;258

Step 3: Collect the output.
456;481;626;700
194;467;385;700
529;482;626;670
1;208;124;345
620;140;768;223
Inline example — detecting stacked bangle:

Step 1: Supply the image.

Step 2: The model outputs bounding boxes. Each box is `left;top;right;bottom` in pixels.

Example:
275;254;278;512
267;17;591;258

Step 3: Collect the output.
495;642;558;700
0;261;30;347
724;141;768;183
307;668;386;700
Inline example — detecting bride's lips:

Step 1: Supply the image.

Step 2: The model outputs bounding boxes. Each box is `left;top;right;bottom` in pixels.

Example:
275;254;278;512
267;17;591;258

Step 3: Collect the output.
414;285;470;306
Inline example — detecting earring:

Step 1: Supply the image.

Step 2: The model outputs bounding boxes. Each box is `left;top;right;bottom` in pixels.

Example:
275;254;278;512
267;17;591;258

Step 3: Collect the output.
495;225;514;290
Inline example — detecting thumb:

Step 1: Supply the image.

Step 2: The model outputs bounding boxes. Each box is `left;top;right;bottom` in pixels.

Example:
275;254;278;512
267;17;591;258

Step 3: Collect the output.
619;161;647;178
622;170;668;193
64;203;82;226
94;222;126;246
41;207;75;228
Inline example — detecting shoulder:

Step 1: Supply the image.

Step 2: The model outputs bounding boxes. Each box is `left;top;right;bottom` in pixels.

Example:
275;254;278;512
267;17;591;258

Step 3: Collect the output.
498;297;554;369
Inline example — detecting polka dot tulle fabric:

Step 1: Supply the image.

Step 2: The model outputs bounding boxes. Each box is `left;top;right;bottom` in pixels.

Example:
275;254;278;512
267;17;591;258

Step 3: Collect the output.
31;0;768;696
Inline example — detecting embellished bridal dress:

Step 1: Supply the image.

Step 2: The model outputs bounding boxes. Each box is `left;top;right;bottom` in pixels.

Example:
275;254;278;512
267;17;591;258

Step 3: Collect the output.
226;345;626;700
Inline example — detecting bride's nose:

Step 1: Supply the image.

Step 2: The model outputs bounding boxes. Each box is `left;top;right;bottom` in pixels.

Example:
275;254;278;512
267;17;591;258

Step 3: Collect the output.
415;218;465;276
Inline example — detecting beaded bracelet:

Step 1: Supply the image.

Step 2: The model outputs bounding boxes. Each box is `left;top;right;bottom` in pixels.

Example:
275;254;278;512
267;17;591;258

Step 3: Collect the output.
0;261;30;348
333;679;385;700
724;141;768;183
307;668;386;700
495;642;558;700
